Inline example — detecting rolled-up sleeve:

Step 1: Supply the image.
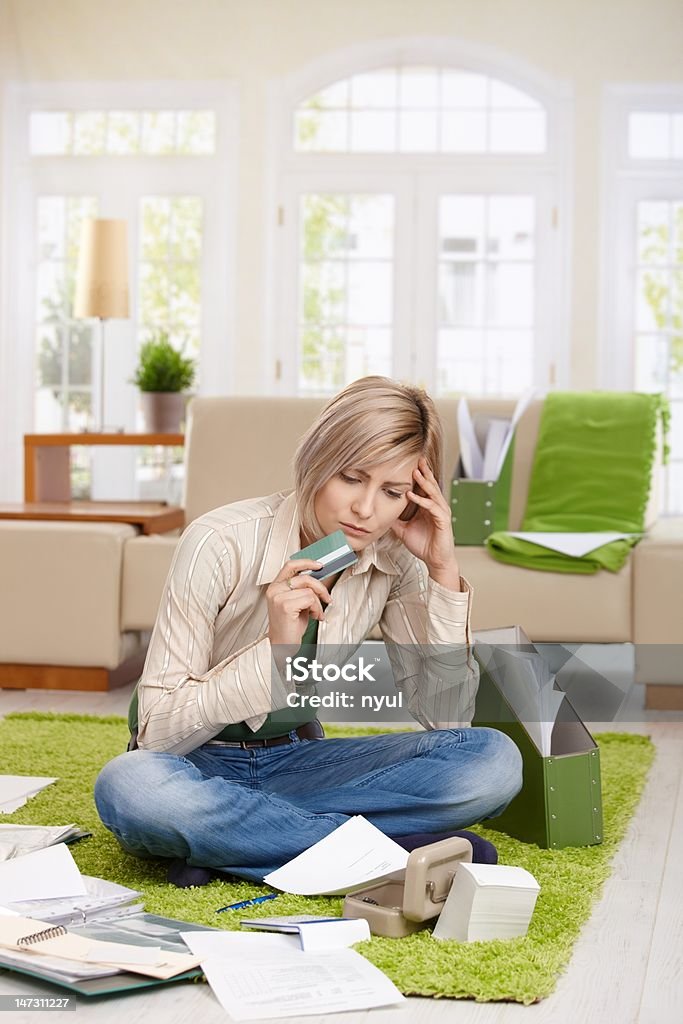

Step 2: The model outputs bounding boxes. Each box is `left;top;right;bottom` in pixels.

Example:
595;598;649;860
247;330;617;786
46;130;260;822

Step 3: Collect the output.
379;554;480;730
137;522;291;755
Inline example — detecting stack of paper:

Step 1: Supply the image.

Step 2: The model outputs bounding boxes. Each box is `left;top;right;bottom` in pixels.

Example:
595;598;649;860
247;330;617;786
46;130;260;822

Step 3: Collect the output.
0;775;57;813
432;863;540;942
0;823;89;861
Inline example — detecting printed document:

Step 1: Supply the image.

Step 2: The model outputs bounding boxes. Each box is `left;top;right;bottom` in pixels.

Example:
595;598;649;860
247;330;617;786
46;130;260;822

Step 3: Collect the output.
182;930;405;1020
264;816;408;895
0;776;56;813
0;823;87;861
241;915;371;950
0;844;87;904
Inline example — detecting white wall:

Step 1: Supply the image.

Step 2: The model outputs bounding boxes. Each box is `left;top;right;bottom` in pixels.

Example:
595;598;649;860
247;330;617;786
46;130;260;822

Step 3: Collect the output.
1;0;682;398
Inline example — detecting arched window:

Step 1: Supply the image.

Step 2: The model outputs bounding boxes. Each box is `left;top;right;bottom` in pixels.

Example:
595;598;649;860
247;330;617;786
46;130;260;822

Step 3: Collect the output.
294;67;547;154
270;40;571;398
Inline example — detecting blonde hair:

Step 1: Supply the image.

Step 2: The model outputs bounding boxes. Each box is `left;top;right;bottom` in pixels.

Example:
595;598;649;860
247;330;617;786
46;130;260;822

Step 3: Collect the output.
294;376;443;544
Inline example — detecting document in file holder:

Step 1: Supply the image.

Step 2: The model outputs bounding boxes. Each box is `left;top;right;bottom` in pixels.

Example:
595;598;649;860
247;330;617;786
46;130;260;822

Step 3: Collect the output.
474;625;564;756
456;392;535;482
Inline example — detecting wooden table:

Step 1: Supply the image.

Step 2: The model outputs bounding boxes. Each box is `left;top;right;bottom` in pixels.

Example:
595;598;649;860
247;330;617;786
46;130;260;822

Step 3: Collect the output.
0;501;184;534
24;432;184;502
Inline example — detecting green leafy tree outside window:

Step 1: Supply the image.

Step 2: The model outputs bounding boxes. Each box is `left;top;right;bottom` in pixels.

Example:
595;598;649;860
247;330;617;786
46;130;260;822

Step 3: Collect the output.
640;207;683;378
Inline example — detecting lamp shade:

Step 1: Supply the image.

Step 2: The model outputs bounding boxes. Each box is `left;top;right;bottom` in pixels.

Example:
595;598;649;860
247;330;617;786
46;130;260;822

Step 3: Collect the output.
73;218;129;319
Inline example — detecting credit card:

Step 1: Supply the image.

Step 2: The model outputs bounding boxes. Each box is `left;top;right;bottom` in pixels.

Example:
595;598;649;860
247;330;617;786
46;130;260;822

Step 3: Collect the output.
291;529;358;581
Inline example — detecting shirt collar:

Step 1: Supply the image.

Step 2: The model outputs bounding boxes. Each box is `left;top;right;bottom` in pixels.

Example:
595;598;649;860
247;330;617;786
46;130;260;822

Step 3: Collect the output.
256;491;401;585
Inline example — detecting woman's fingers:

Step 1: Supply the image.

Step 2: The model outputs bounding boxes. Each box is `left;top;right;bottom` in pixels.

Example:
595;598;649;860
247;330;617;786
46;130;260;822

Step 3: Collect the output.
272;559;332;605
286;573;332;606
414;462;446;498
413;462;450;515
274;558;322;581
277;586;325;622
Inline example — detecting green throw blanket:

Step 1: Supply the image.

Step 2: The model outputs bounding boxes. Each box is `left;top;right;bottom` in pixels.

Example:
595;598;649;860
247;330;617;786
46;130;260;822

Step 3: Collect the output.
485;391;670;574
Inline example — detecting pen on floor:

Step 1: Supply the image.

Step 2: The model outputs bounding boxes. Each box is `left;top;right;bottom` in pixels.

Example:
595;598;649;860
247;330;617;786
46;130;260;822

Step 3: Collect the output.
216;893;280;914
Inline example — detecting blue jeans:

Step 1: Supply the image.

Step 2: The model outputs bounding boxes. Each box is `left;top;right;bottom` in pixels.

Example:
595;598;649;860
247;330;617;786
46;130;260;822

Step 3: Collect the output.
94;727;522;882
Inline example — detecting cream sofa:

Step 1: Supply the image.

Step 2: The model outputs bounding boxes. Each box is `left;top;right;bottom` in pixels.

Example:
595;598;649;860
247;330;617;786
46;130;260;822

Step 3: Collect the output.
1;396;681;707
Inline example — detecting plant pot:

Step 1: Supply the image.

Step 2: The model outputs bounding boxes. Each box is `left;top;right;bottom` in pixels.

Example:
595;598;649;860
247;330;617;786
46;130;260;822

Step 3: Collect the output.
140;392;185;434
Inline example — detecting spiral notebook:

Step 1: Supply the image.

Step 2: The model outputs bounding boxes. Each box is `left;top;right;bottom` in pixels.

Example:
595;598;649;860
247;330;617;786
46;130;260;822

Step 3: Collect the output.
0;912;214;998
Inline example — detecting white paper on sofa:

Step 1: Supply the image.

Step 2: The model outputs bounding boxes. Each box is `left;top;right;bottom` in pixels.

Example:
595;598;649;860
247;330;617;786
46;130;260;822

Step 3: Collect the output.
507;531;637;557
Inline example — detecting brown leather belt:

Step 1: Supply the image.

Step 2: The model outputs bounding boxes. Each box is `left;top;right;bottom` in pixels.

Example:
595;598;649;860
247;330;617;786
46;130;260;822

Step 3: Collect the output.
206;719;325;749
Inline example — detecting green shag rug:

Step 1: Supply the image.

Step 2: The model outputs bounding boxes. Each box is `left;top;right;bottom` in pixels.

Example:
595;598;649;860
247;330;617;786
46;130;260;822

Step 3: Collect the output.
0;713;654;1005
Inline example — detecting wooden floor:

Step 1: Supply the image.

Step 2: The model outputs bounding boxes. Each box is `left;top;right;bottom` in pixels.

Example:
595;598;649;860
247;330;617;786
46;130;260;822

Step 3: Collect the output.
0;677;681;1024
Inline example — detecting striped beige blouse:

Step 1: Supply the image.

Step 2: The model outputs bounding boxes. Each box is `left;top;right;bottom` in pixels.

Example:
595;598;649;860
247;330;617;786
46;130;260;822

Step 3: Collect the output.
137;490;480;754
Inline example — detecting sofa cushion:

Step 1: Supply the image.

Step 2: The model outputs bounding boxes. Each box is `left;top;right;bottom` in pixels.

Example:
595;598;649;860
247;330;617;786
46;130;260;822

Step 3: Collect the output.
455;547;632;642
633;516;683;645
182;395;545;528
121;534;178;631
122;538;632;643
0;521;136;668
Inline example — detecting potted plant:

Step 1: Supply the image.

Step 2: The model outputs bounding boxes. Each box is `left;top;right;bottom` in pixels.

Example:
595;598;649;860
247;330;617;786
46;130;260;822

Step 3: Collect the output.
132;333;197;433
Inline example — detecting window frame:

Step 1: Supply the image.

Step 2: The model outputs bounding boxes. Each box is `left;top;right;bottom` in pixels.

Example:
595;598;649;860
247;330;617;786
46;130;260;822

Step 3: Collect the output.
266;36;573;397
601;84;683;389
0;79;237;502
601;84;683;514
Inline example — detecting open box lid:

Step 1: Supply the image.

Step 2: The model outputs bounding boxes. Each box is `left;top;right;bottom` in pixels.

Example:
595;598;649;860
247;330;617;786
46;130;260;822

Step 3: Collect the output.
401;837;472;922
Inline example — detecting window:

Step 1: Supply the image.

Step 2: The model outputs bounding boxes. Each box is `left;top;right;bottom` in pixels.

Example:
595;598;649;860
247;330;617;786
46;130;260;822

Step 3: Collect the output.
603;87;683;513
437;195;535;394
30;109;216;156
294;68;547;154
299;193;394;391
628;112;683;160
36;196;97;434
273;41;570;399
1;83;235;502
139;196;203;359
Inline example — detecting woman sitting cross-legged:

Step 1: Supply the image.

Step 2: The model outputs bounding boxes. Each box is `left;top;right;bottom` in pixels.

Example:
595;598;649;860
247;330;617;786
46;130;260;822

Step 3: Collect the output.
94;376;523;885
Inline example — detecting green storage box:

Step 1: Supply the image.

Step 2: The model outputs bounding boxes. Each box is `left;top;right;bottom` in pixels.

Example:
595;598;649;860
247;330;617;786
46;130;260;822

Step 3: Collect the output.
450;433;515;546
472;626;603;850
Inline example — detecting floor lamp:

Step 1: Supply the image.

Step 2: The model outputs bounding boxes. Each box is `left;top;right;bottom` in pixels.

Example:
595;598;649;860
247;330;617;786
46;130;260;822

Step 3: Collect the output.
73;219;129;432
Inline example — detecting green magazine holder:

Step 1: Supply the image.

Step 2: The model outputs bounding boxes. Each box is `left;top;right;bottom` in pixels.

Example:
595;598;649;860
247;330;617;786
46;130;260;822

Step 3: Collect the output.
450;434;515;545
472;626;603;850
